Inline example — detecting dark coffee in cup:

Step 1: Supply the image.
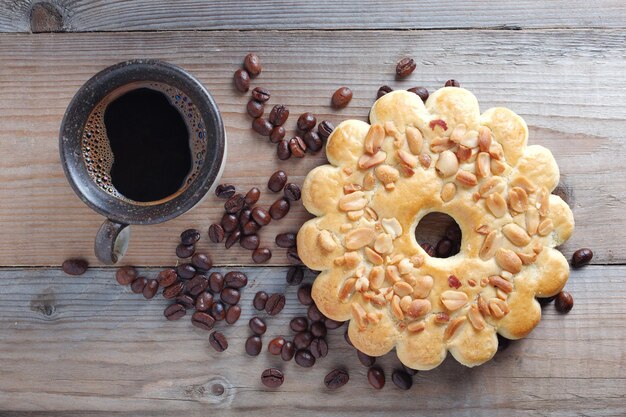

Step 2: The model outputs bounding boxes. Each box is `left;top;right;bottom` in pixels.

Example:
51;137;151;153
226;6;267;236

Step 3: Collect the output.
82;81;208;203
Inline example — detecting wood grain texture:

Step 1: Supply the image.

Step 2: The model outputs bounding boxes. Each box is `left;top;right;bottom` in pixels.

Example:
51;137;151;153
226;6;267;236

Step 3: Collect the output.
1;0;626;32
0;30;625;266
0;266;623;416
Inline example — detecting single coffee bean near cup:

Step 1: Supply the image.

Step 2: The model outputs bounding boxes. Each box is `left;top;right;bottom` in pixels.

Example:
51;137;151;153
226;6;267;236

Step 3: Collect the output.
357;350;376;367
294;331;313;349
252;117;273;136
244;187;261;206
269;198;290;220
188;274;209;296
324;369;349;390
265;293;286;316
162;280;185;299
269;126;286;143
131;277;147;294
251;206;271;226
297;284;313;306
297;112;317;132
180;229;201;245
240;234;260;250
177;294;196;309
261;368;284;388
288;136;306;158
294;349;316;367
177;263;196;279
191;253;212;270
195;291;214;311
225;271;248;288
208;272;225;293
215;184;236;199
191;311;216;331
243;53;262;77
286;266;304;285
269;104;289;126
252;247;272;263
116;266;137;285
211;301;226;321
157;268;177;287
277;140;291;160
249;317;267;335
245;335;262;356
367;367;385;389
317;120;334;140
377;85;393;99
331;86;353;109
253;291;268;310
224;193;245;214
310;337;328;358
391;370;413;390
290;316;309;332
142;279;159;299
225;305;241;324
268;170;288;192
176;243;195;258
281;341;295;361
555;291;574;313
445;79;460;87
407;86;429;102
164;303;186;321
268;337;286;355
396;57;416;77
247;100;264;118
251;87;271;102
302;130;322;152
209;331;228;352
572;248;593;268
224;230;241;249
233;69;250;92
208;224;225;243
283;183;301;201
220;287;241;305
62;258;88;275
276;232;297;248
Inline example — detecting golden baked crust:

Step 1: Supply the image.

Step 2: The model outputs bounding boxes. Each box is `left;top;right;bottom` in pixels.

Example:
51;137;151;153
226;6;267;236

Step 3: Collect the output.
297;88;574;370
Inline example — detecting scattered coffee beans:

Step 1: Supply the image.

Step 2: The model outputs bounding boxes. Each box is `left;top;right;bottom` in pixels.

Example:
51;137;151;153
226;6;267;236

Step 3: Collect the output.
215;184;236;199
391;369;413;390
396;57;416;77
224;230;241;249
310;321;327;338
324;369;349;390
269;126;286;143
302;130;322;152
208;224;225;243
281;341;295;361
286;247;302;265
209;272;225;293
307;304;324;322
176;243;195;258
261;368;284;388
157;268;177;287
233;69;250;92
290;316;309;332
249;316;267;335
269;198;290;220
288;136;306;158
116;266;137;285
164;303;186;321
221;213;238;233
252;247;272;263
367;367;385;389
377;85;393;99
297;284;313;306
209;331;228;352
572;248;593;268
297;112;317;132
269;104;289;126
181;229;201;245
265;293;286;316
286;265;304;285
247;100;264;118
244;187;261;206
445;79;460;87
243;53;261;77
178;294;197;309
211;301;226;321
268;337;286;355
294;349;316;367
357;350;376;367
224;193;245;214
251;206;271;226
309;337;328;358
277;140;291;160
331;86;353;109
188;275;209;296
251;87;270;102
142;279;159;299
225;271;248;288
191;253;212;270
177;263;196;279
221;287;241;305
555;291;574;313
294;331;313;349
252;117;273;136
253;291;268;310
317;120;334;140
245;335;262;356
163;281;184;299
195;292;213;311
191;311;216;331
283;183;301;201
276;232;297;248
268;170;288;192
225;305;241;324
131;277;147;294
62;258;88;275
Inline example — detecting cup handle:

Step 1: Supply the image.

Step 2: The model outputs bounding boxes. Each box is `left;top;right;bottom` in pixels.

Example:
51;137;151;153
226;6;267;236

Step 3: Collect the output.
95;219;131;265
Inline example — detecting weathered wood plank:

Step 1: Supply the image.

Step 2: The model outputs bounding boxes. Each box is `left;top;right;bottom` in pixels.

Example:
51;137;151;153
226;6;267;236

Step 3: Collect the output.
1;0;626;32
0;266;623;416
0;30;624;266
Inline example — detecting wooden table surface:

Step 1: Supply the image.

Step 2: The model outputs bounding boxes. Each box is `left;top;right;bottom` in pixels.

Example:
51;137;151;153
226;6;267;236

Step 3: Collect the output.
0;1;625;416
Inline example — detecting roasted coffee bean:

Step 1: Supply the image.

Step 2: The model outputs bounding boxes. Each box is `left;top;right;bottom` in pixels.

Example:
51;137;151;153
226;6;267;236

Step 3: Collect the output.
407;86;429;102
209;331;228;352
317;120;335;140
251;206;271;226
224;193;245;214
537;295;556;307
445;79;460;87
181;229;201;245
377;85;393;99
240;234;260;250
225;305;242;324
208;224;225;243
249;316;267;335
357;350;376;367
239;208;252;227
265;293;286;316
311;321;327;338
261;368;284;388
281;341;295;361
143;279;159;299
195;291;214;311
286;247;302;265
402;364;419;376
297;112;317;132
294;331;313;349
324;369;349;390
307;304;324;322
157;268;177;287
367;367;385;389
243;53;262;77
209;272;225;293
269;198;290;220
295;349;316;368
283;183;301;202
325;319;344;330
297;284;313;306
331;86;353;109
164;303;186;321
225;271;248;288
344;329;354;347
116;266;137;285
221;213;239;233
269;126;286;143
62;258;88;275
276;232;297;248
191;253;212;271
391;370;413;390
242;221;260;236
303;130;322;152
277;140;291;160
288;136;306;158
251;87;271;102
421;242;436;257
176;243;195;258
188;274;209;296
445;223;462;243
290;316;309;333
177;294;196;309
269;104;290;126
163;280;185;299
268;337;286;355
244;187;261;206
555;291;574;313
245;335;262;356
253;291;269;311
225;230;241;249
233;68;250;92
221;287;241;305
572;248;593;268
177;263;196;279
396;57;416;77
215;184;236;199
131;276;147;294
252;117;273;136
436;238;453;258
252;247;272;263
211;301;226;321
191;311;216;331
310;337;328;358
268;170;288;192
246;99;264;118
286;266;304;286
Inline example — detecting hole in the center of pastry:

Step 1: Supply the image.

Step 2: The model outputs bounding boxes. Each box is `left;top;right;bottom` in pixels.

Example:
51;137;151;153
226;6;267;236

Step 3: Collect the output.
414;212;461;258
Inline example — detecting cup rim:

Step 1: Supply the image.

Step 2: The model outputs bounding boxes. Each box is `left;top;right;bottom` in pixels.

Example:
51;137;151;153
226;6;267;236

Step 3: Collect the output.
59;59;225;225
